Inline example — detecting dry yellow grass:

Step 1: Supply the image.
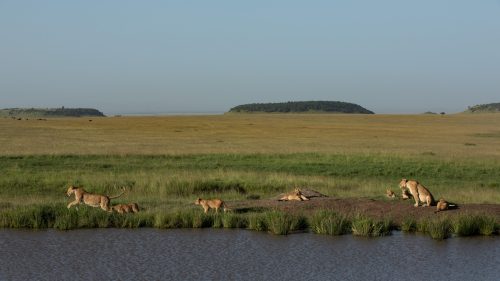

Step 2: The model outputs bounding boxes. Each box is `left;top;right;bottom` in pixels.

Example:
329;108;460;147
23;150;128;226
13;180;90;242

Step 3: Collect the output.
1;113;499;158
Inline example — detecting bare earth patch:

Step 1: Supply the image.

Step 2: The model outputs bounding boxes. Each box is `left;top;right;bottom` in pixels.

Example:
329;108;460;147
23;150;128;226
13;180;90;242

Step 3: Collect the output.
232;197;500;225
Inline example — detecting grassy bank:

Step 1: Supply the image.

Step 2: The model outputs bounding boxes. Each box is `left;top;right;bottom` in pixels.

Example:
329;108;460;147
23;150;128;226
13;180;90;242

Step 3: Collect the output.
1;154;499;208
1;205;497;240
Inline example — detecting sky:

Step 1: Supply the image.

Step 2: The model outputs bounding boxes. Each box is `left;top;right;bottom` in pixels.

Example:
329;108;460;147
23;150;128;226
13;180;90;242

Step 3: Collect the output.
1;0;499;115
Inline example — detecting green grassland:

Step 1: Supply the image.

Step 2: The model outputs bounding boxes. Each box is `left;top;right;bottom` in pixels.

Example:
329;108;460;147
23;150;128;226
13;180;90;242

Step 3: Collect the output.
0;113;499;237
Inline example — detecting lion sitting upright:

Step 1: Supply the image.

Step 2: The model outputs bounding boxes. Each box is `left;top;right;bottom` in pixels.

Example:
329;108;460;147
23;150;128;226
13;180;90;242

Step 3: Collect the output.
399;179;435;207
66;185;125;212
278;188;309;201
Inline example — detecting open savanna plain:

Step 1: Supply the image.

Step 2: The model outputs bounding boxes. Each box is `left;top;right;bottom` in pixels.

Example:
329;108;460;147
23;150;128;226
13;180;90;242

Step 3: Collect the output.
0;113;499;238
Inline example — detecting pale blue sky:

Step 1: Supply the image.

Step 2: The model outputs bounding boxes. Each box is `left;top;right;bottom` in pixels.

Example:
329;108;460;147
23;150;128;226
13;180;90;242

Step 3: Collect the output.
1;0;499;114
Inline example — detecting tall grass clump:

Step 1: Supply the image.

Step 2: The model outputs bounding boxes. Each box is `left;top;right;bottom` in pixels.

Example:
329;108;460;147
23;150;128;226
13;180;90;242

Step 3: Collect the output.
452;214;497;236
113;212;155;228
422;218;452;240
401;217;417;232
0;204;63;229
247;213;268;231
265;211;307;235
221;213;248;228
477;216;497;236
154;210;195;229
351;215;392;237
310;210;350;235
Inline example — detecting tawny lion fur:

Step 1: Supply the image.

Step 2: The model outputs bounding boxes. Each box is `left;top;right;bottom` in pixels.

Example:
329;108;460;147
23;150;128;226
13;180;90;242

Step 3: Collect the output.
195;198;226;213
434;198;449;213
386;189;396;198
399;179;435;207
278;188;309;201
66;185;125;212
112;203;139;214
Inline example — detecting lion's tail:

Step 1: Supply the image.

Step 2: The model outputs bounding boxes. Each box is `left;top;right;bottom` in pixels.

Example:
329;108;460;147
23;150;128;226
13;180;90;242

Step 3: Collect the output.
109;187;126;199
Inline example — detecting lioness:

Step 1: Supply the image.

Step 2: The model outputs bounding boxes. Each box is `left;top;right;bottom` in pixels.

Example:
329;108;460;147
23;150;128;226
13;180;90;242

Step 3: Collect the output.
278;188;309;201
399;179;435;207
66;185;125;212
386;189;396;198
112;203;139;214
195;198;226;213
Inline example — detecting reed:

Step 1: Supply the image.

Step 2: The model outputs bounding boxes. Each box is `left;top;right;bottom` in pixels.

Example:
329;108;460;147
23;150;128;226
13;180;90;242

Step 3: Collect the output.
310;210;351;235
425;218;452;240
222;213;248;228
264;211;307;235
247;213;268;231
401;217;417;232
351;215;392;237
452;214;497;237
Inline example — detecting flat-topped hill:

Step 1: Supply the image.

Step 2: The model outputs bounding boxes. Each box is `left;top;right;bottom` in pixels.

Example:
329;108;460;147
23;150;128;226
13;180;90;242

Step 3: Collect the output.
0;107;105;118
464;103;500;113
228;101;374;114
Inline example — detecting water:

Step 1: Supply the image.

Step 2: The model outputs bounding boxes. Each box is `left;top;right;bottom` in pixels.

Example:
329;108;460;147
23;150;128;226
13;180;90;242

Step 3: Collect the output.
0;229;498;281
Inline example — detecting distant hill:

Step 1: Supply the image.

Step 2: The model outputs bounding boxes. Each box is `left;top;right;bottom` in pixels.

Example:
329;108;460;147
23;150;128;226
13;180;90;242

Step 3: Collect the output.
228;101;374;114
0;107;106;118
464;103;500;113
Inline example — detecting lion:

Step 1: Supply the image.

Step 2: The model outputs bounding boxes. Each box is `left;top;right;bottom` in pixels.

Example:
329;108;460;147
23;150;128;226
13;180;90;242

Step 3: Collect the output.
434;198;448;213
386;189;396;198
278;188;309;201
112;203;139;214
66;185;125;212
195;198;226;213
399;179;435;207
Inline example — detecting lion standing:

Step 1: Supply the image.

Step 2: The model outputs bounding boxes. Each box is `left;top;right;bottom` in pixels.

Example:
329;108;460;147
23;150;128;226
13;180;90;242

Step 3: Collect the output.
399;179;435;207
195;198;226;213
66;185;125;212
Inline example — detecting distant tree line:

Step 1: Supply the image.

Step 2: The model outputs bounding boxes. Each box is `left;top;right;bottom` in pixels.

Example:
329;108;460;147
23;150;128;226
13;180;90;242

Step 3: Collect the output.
1;107;105;117
466;103;500;113
229;101;374;114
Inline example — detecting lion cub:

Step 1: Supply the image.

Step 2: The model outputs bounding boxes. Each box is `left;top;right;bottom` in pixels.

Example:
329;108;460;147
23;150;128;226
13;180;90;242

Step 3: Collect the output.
386;189;396;198
399;179;435;207
278;188;309;201
112;203;139;214
434;198;448;213
195;198;226;213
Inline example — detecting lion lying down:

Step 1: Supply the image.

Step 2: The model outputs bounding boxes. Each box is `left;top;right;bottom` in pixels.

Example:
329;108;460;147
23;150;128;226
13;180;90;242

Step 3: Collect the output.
112;203;140;214
66;185;125;212
434;198;457;213
278;188;309;201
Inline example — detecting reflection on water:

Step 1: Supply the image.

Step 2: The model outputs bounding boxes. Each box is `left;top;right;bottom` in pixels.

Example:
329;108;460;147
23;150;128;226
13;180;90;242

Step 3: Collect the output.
0;229;498;281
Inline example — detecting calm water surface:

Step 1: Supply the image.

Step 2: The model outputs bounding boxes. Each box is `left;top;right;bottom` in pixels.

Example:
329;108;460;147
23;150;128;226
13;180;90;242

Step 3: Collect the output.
0;229;498;281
